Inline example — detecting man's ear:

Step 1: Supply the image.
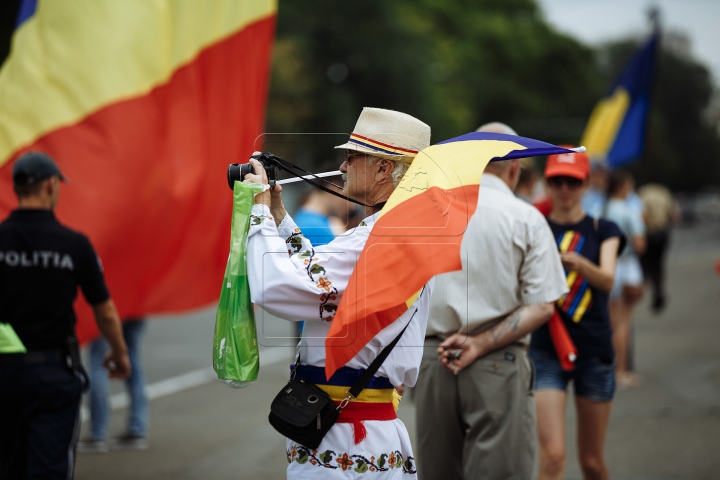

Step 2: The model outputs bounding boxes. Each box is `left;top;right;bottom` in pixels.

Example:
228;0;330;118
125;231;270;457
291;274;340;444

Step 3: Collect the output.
375;159;394;184
507;159;523;189
512;158;523;175
505;159;518;180
46;177;60;197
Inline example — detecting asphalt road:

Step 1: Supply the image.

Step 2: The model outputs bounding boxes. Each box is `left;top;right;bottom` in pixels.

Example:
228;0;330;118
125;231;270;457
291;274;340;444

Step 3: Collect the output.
75;221;720;480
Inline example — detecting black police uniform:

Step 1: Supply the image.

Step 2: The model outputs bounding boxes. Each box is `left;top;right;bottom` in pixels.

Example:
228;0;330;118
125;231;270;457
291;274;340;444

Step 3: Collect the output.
0;209;110;480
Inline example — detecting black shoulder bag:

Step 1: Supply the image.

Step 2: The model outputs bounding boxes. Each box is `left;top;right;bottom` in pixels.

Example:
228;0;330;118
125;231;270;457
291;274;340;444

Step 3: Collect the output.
268;316;413;449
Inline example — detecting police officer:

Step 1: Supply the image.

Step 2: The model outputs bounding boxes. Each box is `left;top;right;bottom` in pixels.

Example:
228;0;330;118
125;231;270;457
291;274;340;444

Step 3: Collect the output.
0;152;130;480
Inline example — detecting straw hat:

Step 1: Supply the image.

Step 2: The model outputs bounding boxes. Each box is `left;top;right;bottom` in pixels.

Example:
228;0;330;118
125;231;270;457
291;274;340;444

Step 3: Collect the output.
334;107;431;163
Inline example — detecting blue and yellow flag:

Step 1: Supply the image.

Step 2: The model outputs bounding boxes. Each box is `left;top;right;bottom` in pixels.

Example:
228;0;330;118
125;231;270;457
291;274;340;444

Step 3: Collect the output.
581;32;660;167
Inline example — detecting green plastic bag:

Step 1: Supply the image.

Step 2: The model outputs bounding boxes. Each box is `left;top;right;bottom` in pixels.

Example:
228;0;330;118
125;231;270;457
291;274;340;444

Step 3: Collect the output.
213;181;264;387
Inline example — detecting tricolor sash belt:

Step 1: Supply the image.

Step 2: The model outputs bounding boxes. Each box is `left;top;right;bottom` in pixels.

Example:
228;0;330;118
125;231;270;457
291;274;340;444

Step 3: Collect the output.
293;364;399;444
271;316;416;447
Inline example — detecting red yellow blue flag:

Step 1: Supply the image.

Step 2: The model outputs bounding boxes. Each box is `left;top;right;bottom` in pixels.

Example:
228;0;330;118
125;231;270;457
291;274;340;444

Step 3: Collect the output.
325;132;580;378
0;0;276;341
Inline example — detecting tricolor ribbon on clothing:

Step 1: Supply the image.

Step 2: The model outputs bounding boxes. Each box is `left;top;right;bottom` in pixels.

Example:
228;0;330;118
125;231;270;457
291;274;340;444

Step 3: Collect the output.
556;231;593;322
294;365;400;444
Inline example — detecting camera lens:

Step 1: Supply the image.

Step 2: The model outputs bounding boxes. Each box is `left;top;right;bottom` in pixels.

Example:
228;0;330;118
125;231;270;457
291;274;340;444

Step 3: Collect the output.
227;164;241;189
227;163;257;189
240;164;254;180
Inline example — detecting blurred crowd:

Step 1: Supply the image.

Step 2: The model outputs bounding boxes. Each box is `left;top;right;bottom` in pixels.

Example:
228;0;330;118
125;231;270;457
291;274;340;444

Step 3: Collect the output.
288;136;682;480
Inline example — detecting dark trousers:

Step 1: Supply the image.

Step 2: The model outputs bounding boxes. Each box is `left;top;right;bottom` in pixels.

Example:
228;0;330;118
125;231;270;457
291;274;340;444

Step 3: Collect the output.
640;231;670;310
0;362;83;480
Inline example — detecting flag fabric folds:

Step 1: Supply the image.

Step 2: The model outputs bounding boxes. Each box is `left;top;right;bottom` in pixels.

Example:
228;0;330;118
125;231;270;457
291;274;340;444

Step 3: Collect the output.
0;0;276;342
325;132;578;378
580;32;660;167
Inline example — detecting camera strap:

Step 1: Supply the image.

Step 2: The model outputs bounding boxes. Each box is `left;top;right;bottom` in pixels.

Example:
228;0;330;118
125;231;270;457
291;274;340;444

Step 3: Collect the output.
254;154;387;210
293;174;386;211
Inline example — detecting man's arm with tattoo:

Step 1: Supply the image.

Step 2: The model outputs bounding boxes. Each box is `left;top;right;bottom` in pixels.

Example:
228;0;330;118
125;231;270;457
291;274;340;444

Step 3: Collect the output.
437;302;554;374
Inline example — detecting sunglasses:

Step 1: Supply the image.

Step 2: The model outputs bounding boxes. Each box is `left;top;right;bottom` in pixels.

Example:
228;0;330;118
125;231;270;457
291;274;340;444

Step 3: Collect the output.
343;151;367;164
547;176;584;189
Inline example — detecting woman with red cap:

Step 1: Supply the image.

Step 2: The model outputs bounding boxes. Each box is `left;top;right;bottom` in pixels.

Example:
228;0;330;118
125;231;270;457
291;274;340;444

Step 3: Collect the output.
530;148;625;480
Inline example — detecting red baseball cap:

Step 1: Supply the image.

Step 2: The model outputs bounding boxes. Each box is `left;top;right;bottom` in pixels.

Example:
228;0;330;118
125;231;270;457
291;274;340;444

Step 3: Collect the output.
545;145;590;180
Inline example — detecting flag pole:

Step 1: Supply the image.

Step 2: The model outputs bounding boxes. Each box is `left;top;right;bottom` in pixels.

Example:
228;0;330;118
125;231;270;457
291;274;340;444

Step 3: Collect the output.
641;6;662;167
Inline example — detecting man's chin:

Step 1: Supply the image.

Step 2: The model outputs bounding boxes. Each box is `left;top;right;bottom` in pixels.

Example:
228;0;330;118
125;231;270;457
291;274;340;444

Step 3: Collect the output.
343;191;362;205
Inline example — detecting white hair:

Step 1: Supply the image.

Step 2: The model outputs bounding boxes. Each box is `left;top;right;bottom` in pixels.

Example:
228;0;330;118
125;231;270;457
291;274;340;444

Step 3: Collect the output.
476;122;518;136
368;156;410;186
477;122;519;173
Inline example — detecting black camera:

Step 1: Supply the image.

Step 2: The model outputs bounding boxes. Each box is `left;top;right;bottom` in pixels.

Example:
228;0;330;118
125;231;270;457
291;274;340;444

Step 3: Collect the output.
227;152;282;189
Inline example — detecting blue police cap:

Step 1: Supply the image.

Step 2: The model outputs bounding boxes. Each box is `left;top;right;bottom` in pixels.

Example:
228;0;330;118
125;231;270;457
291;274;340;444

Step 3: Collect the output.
12;152;70;185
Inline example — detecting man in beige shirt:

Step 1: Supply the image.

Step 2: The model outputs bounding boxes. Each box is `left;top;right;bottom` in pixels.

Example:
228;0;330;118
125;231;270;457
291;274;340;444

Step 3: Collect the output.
638;183;678;312
414;123;568;480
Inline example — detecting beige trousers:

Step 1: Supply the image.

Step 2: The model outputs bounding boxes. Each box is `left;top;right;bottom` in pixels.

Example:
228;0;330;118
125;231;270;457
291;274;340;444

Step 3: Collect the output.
414;338;536;480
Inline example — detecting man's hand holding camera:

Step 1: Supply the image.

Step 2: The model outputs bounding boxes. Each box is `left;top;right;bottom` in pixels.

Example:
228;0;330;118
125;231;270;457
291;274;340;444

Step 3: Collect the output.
243;153;287;226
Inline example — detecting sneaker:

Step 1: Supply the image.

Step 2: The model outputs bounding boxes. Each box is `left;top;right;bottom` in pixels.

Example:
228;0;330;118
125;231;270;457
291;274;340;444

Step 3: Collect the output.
77;438;109;454
652;295;666;313
110;433;149;450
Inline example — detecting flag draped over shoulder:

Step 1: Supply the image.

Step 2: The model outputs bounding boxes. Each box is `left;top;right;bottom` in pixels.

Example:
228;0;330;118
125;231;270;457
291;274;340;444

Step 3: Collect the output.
325;132;578;378
0;0;276;342
581;32;660;167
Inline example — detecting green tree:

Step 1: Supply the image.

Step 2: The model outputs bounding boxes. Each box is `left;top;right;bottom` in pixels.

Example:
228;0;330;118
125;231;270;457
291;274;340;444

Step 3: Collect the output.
266;0;603;166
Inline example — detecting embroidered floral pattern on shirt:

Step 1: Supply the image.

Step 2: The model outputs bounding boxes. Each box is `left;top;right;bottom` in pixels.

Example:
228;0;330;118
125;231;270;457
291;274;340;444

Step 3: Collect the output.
286;231;304;255
287;446;416;474
317;277;332;291
298;249;338;321
250;214;273;225
319;289;338;321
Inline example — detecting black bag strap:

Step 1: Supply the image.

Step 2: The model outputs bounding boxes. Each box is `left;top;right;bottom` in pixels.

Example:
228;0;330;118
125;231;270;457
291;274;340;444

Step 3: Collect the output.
341;288;424;404
345;319;410;400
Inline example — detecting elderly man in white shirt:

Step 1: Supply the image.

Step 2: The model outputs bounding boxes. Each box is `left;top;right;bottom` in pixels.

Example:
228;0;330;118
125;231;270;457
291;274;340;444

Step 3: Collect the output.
243;107;433;479
414;123;568;480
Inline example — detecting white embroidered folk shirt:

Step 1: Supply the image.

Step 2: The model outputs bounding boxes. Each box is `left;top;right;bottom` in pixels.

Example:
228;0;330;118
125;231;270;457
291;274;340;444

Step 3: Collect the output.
246;204;433;387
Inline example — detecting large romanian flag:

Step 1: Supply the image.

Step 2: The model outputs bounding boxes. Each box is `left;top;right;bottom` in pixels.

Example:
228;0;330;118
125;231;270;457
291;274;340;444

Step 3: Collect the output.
580;31;659;167
325;132;579;378
0;0;276;342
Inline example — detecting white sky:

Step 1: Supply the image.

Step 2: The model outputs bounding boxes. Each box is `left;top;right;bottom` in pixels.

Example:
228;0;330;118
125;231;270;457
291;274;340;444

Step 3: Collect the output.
537;0;720;85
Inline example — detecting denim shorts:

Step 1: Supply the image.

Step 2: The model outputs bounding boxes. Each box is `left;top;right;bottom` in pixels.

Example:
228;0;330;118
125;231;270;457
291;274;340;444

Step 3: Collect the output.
529;348;616;402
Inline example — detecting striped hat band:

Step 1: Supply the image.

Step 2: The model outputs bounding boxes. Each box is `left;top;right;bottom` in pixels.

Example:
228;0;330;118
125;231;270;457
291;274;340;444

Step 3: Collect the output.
347;133;418;157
